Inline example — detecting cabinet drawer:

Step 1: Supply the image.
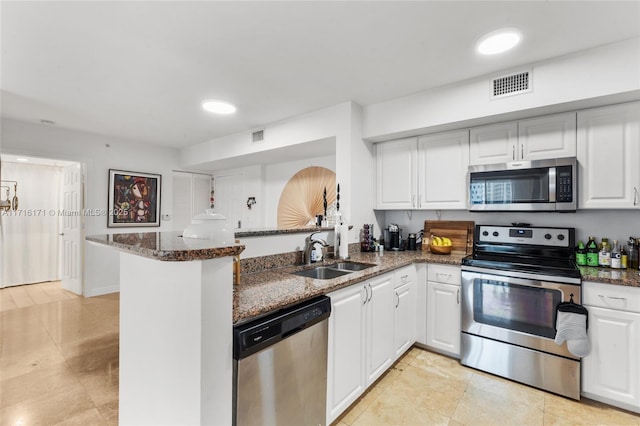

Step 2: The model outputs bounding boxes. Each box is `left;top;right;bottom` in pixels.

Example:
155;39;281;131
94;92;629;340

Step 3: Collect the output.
427;264;461;286
583;281;640;313
394;265;416;289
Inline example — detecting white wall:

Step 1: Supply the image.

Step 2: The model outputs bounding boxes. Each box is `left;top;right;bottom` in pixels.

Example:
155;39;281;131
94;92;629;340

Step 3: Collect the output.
383;209;640;250
364;38;640;141
1;118;181;296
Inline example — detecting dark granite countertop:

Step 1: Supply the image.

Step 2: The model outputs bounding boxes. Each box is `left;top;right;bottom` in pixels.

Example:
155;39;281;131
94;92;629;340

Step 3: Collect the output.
86;231;244;261
235;225;352;238
234;251;640;324
233;250;466;324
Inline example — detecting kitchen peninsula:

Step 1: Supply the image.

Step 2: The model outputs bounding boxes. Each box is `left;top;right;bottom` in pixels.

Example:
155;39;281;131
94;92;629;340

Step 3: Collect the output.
87;232;244;426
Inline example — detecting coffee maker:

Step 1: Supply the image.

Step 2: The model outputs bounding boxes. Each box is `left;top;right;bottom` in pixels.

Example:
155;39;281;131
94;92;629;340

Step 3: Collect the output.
384;224;403;250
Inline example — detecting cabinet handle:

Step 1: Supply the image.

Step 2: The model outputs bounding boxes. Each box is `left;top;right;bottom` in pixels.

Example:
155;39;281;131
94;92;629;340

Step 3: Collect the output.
457;288;460;304
412;195;416;208
401;274;409;283
395;291;400;308
362;285;368;305
520;144;524;160
512;145;516;161
598;294;627;302
634;187;638;206
417;194;421;208
367;283;373;303
436;272;451;280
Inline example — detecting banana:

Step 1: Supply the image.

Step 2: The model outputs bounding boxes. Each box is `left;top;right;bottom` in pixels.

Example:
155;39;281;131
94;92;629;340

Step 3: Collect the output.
432;236;443;246
442;237;452;246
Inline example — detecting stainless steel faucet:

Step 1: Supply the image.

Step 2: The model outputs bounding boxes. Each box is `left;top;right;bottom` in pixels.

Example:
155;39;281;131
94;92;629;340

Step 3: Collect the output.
304;231;329;264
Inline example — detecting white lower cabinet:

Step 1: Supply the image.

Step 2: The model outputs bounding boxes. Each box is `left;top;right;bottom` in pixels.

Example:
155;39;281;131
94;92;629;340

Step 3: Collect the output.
327;272;394;423
393;265;417;360
582;282;640;414
415;264;428;345
426;264;461;357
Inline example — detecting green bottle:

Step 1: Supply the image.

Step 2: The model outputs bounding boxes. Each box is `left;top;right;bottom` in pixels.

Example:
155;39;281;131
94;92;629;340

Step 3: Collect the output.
586;236;599;267
575;241;587;266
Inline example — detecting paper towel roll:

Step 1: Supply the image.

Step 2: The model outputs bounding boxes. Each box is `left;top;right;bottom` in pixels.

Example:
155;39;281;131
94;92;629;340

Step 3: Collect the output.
338;224;349;259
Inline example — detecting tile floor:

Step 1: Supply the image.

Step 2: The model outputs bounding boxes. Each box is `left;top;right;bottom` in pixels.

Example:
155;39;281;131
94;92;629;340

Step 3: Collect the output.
336;348;640;426
0;282;119;425
1;282;639;425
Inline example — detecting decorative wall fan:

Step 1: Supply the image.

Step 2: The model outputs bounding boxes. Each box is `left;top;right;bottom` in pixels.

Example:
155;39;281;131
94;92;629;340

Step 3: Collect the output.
277;167;336;228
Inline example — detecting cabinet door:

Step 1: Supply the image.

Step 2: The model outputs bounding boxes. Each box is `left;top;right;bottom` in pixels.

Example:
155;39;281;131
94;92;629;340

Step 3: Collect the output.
393;281;416;360
417;130;470;209
426;281;461;357
518;112;577;160
327;284;366;423
375;138;417;209
578;102;640;209
469;121;518;165
415;264;428;345
582;305;640;411
365;274;395;385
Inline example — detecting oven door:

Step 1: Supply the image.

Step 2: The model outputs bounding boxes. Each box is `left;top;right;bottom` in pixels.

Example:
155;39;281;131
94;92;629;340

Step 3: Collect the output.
461;269;580;359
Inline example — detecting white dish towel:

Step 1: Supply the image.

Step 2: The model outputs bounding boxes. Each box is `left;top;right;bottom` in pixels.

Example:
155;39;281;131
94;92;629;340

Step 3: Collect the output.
554;310;591;357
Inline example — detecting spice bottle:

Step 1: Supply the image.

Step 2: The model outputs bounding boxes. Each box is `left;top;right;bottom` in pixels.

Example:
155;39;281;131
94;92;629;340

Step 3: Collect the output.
628;237;639;270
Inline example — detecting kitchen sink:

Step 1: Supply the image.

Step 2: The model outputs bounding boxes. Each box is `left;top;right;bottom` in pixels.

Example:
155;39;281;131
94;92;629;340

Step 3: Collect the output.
293;267;352;280
329;261;376;272
292;261;376;280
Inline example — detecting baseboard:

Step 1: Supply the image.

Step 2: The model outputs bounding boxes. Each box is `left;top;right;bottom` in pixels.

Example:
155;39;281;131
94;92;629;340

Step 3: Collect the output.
84;285;120;297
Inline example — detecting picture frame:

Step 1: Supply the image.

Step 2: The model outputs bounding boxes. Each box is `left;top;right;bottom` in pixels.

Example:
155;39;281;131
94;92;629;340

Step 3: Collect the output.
108;169;161;228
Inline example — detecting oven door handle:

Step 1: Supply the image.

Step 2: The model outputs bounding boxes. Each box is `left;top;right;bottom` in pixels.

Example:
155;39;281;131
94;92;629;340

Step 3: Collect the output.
461;269;580;292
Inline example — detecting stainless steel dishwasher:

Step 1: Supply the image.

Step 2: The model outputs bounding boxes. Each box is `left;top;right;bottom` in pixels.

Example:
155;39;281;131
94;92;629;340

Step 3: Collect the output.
233;296;331;426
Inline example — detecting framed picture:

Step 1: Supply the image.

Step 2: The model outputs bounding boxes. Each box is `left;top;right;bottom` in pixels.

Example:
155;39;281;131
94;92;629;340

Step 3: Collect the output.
108;169;161;228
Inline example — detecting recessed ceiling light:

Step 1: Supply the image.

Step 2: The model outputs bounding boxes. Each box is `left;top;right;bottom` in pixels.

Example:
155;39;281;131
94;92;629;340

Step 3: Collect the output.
16;158;29;162
201;99;237;115
477;28;521;55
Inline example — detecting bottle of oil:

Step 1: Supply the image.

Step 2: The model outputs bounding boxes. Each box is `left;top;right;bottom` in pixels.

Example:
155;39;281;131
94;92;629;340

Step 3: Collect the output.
575;241;587;266
599;238;611;268
628;237;639;270
586;236;599;267
610;240;622;269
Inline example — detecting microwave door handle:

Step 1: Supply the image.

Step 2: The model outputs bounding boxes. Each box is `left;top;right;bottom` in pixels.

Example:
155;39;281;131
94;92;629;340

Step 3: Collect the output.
549;167;557;202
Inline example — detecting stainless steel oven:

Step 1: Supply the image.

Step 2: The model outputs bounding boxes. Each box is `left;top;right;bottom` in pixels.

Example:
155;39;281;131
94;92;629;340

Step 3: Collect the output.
461;225;582;400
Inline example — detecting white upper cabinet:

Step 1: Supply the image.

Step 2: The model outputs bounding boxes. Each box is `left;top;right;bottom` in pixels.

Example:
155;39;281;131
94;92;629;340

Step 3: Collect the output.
469;121;518;165
469;112;577;165
375;138;417;209
577;102;640;209
518;112;577;160
417;130;469;210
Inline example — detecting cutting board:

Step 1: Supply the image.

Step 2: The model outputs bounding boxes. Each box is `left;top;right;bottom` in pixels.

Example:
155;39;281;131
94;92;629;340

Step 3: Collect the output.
424;220;475;254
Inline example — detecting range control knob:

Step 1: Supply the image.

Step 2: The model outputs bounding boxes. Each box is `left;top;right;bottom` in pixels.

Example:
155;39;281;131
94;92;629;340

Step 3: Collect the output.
544;233;552;240
482;231;489;237
492;231;499;237
557;234;565;241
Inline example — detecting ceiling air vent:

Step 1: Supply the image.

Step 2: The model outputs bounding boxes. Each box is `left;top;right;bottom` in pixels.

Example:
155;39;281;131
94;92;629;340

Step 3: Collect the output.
492;70;532;98
252;130;264;143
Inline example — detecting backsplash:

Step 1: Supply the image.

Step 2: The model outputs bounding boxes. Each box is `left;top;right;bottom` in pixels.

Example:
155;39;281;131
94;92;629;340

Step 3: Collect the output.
240;243;360;274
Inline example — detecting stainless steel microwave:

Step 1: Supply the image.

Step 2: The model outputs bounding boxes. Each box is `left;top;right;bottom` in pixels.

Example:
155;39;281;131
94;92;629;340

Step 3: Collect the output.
468;157;577;212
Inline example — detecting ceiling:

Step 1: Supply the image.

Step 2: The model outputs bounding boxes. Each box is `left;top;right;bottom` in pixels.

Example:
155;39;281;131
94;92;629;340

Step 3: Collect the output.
2;1;639;149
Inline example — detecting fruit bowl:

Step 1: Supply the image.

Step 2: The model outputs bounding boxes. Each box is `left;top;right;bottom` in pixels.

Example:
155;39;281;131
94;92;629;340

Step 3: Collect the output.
429;244;452;255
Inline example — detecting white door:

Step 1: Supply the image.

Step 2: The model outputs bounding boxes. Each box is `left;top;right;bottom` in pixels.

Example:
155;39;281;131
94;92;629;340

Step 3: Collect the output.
577;102;640;209
61;163;82;295
214;173;244;228
427;281;461;356
365;273;394;385
375;138;417;209
469;121;518;165
418;130;469;209
327;284;366;424
582;305;640;409
518;112;577;160
393;281;415;359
